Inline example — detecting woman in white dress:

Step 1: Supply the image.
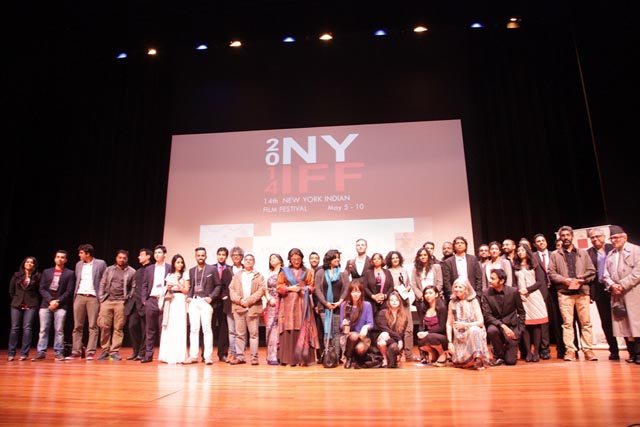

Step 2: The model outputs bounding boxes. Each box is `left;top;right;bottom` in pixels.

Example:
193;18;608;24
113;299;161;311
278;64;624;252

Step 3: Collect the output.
514;244;548;362
158;254;190;364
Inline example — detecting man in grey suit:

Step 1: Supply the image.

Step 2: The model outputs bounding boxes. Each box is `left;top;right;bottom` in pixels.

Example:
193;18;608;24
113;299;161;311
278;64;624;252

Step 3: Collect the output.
66;243;107;360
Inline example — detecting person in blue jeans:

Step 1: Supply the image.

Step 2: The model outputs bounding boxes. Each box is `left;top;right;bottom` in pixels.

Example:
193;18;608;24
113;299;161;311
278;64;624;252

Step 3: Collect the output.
8;256;41;361
34;250;75;361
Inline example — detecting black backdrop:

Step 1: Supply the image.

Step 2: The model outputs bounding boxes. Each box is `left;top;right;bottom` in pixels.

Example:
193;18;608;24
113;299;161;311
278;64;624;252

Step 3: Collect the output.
2;2;636;346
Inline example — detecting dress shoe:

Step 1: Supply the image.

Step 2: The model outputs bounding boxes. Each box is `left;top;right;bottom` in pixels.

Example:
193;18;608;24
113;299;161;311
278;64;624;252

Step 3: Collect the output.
32;352;46;361
344;358;353;369
85;353;95;361
564;350;577;361
626;357;636;363
19;355;28;361
183;357;197;364
634;355;640;365
97;351;110;361
251;359;259;365
583;350;598;361
126;354;138;361
609;353;620;361
490;358;505;367
525;354;533;363
531;353;540;362
229;358;246;365
226;355;237;364
110;353;122;361
141;358;153;363
219;356;227;363
64;354;81;361
540;351;551;360
54;353;65;361
267;360;280;365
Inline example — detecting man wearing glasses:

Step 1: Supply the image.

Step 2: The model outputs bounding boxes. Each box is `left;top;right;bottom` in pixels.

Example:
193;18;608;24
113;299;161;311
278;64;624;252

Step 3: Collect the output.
603;225;640;363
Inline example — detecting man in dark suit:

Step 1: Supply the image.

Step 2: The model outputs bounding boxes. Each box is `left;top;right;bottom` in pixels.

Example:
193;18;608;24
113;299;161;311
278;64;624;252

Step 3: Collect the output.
442;236;483;302
481;268;526;365
141;244;171;363
124;248;152;361
213;247;233;362
587;227;619;360
33;250;75;361
345;238;372;279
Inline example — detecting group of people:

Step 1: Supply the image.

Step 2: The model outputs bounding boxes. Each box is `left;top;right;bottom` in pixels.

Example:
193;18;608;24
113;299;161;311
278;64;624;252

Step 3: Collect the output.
7;224;640;370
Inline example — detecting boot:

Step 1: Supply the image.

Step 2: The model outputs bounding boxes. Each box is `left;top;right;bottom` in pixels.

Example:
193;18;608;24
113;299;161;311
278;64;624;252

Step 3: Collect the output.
387;343;399;368
626;338;636;363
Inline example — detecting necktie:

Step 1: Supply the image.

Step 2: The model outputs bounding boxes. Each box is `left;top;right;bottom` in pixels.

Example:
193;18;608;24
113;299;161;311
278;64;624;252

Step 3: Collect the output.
218;264;224;279
541;253;547;271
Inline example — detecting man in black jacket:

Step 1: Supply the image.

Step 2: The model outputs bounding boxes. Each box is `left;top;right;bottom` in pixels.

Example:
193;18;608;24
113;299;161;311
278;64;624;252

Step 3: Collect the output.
481;268;526;365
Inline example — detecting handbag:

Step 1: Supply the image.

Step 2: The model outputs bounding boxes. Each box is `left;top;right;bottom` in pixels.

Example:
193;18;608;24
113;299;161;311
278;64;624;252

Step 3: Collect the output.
612;297;627;319
321;314;339;368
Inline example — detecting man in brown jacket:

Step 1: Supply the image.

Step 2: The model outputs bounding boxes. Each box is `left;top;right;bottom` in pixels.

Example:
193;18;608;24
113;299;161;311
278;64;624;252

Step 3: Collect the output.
228;254;266;365
549;226;597;362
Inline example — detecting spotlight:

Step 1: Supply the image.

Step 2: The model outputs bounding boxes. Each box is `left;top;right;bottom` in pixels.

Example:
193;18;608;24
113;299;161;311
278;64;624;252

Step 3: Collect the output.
196;44;208;50
116;52;127;59
374;29;387;36
283;36;295;43
413;25;428;33
507;17;521;29
229;40;242;47
470;22;484;29
147;48;157;56
319;33;333;41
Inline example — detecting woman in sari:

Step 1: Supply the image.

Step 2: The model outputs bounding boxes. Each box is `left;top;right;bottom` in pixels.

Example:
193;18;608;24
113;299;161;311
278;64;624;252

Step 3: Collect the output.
276;248;319;366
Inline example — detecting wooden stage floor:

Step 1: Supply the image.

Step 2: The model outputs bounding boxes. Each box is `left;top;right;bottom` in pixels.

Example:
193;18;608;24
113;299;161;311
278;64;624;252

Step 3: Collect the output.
1;347;639;426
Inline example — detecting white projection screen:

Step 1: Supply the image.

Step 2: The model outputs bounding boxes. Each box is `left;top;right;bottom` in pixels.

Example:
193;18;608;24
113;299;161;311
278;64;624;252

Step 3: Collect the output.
164;120;474;273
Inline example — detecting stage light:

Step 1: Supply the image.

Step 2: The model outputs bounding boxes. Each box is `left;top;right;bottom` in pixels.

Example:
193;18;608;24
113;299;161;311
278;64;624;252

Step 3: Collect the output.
507;17;521;29
116;52;127;59
229;40;242;47
147;48;157;56
470;22;484;29
283;36;295;43
196;44;208;50
319;33;333;41
413;25;428;33
374;29;387;36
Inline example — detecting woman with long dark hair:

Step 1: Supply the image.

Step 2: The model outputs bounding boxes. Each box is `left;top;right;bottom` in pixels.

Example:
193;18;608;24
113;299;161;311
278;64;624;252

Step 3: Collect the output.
158;254;189;364
340;279;374;369
8;256;41;361
514;244;548;362
375;290;408;368
416;284;449;366
265;253;284;365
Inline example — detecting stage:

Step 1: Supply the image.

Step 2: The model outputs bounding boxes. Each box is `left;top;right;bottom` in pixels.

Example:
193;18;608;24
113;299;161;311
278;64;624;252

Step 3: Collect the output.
1;348;638;426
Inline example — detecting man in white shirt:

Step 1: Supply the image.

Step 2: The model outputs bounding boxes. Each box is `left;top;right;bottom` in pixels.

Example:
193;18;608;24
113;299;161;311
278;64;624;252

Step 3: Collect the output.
67;243;107;361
